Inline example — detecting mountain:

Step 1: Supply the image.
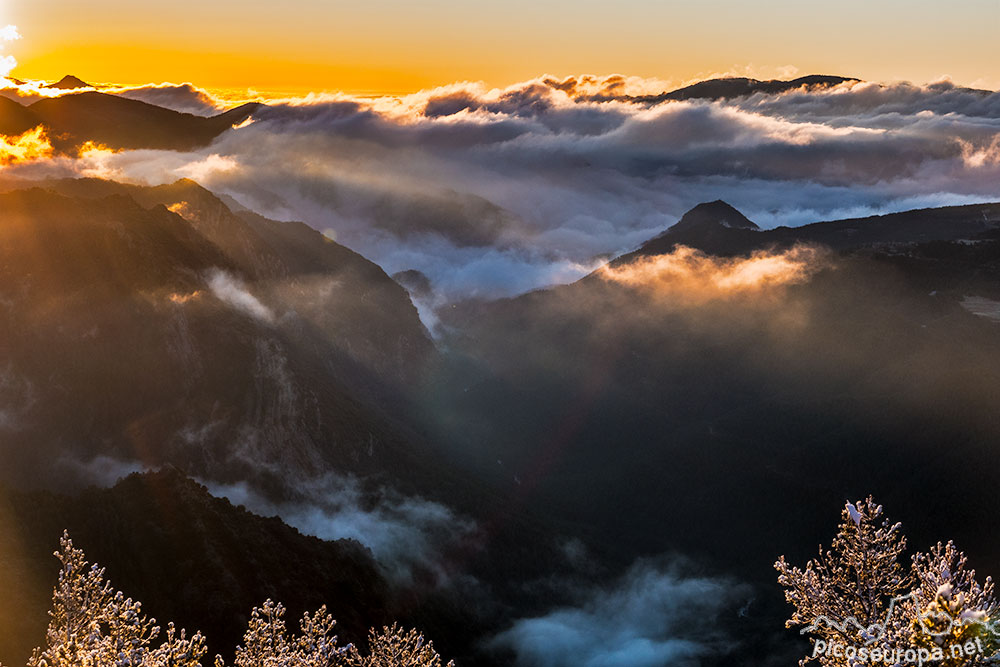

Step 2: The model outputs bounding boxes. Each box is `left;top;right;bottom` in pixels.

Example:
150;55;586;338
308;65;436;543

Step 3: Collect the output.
625;200;1000;259
0;95;44;135
665;199;759;233
428;198;1000;663
0;177;582;667
27;93;260;151
0;179;439;496
44;74;92;89
0;92;258;151
659;74;857;101
0;469;391;665
393;269;434;299
30;177;435;378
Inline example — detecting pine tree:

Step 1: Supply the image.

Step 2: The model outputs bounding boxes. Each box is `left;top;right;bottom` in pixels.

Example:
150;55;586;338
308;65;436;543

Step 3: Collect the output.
348;625;454;667
775;497;913;665
217;599;351;667
18;532;455;667
26;531;207;667
220;604;453;667
907;540;998;665
777;499;1000;666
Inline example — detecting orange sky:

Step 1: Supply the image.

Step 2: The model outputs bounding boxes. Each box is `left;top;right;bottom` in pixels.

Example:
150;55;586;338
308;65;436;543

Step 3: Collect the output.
7;0;1000;94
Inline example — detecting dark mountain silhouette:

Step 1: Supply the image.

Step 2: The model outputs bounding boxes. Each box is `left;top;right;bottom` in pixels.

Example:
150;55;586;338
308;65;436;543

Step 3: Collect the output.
0;179;439;496
0;469;391;665
32;177;434;380
0;178;581;667
639;74;858;103
573;74;857;104
27;92;260;151
44;74;92;89
625;200;1000;259
0;91;258;151
393;269;434;299
603;201;760;266
667;199;760;233
0;95;42;135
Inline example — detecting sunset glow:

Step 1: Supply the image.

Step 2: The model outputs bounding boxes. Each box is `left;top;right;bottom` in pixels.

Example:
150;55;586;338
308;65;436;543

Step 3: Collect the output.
0;125;51;165
597;245;828;301
7;0;1000;94
2;3;1000;667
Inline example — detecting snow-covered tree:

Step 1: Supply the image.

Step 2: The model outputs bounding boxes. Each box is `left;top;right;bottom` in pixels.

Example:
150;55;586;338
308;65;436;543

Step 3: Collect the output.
906;540;998;665
775;497;912;665
27;531;207;667
220;604;454;667
348;624;454;667
777;499;999;666
19;532;454;667
216;599;350;667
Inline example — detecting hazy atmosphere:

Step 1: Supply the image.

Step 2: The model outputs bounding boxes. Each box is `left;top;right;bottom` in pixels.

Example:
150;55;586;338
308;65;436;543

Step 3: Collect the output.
1;2;999;666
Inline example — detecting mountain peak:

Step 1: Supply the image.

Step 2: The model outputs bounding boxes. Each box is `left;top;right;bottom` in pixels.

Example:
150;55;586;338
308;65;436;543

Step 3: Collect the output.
668;200;759;234
45;75;92;90
660;74;858;102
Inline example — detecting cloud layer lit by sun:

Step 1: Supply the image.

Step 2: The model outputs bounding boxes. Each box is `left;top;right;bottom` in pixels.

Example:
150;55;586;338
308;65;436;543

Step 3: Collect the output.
2;17;1000;302
597;245;829;302
0;125;51;165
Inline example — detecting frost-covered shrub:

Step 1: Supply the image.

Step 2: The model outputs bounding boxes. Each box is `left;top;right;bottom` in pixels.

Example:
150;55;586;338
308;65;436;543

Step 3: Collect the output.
348;624;455;667
776;497;998;666
21;532;454;667
27;531;207;667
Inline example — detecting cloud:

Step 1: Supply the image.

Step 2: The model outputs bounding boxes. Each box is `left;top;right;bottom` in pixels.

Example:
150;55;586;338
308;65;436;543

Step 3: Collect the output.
0;25;20;42
113;82;227;116
9;74;1000;299
53;455;146;487
26;451;476;587
201;473;476;584
491;558;751;667
0;126;53;165
0;25;20;79
597;244;829;302
206;269;274;323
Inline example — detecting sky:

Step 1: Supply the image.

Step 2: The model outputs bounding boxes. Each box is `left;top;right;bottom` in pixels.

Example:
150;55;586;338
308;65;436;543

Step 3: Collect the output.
6;0;1000;94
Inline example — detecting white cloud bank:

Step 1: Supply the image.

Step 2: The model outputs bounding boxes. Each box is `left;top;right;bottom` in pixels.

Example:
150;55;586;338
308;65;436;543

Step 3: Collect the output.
7;75;1000;299
491;558;751;667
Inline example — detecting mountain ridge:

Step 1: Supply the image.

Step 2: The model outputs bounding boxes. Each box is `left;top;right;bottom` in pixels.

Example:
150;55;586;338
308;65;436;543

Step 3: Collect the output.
44;74;92;90
0;91;258;151
0;178;442;500
622;199;1000;261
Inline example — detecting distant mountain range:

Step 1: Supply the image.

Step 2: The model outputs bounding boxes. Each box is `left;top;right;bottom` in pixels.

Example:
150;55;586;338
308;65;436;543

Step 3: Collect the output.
0;88;257;151
0;72;858;154
620;198;1000;260
639;74;859;102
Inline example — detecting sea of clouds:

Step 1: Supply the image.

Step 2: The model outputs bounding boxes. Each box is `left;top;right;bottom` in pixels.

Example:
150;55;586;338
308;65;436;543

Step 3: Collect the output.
7;74;1000;302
